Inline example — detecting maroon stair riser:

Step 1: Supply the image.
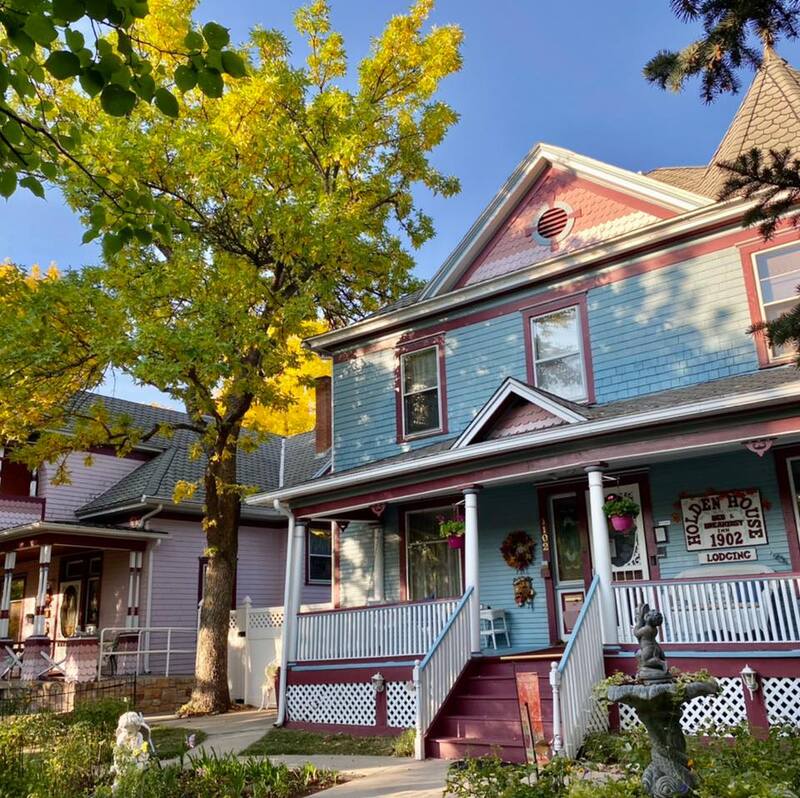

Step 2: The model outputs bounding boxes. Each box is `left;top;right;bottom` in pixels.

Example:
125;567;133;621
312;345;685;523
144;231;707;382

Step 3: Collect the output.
450;696;521;718
468;661;516;677
461;676;518;697
427;738;528;764
438;715;524;739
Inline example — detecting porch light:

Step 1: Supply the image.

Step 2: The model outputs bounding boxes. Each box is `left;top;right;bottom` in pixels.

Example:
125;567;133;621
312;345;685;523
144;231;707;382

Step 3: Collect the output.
370;672;385;693
740;664;759;698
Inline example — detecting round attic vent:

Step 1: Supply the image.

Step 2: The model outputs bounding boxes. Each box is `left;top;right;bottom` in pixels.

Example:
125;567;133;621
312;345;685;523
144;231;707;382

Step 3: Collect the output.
530;201;575;246
537;207;569;239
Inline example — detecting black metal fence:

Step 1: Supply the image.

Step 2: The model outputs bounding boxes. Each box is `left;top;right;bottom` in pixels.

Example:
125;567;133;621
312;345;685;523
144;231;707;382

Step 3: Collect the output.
0;675;137;717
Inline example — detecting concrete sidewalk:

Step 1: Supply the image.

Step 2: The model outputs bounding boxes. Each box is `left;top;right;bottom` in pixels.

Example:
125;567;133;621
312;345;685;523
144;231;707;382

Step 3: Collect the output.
269;755;450;797
147;708;276;757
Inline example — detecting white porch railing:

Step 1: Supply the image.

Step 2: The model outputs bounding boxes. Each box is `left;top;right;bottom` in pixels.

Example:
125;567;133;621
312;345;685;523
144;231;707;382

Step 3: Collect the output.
96;626;197;678
614;572;800;645
413;586;475;760
295;597;459;661
551;576;608;759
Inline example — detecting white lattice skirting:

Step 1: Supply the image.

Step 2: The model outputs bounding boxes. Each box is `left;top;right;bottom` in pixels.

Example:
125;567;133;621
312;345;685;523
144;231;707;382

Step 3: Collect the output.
619;677;747;734
386;681;416;728
763;678;800;726
287;682;376;726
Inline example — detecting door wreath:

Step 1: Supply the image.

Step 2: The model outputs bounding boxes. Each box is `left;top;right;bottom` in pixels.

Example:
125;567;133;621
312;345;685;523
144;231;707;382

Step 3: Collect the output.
500;530;536;608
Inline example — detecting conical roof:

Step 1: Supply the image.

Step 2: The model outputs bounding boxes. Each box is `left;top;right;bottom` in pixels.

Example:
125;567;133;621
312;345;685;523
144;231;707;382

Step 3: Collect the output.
649;47;800;199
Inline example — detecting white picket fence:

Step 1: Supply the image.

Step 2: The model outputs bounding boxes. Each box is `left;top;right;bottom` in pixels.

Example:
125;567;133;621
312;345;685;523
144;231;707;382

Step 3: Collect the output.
413;587;475;760
551;576;608;759
295;597;459;661
614;572;800;644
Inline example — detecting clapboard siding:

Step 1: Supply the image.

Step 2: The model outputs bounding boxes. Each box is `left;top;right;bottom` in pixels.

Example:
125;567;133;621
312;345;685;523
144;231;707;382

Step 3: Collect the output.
38;452;142;521
332;245;760;471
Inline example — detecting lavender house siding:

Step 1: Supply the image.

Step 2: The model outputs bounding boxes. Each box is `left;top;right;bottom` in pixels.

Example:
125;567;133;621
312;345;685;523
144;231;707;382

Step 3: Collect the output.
38;452;141;521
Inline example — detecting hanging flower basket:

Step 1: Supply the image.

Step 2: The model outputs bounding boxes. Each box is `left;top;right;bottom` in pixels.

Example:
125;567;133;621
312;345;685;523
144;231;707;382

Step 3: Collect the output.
513;575;535;608
500;530;535;572
602;494;640;534
438;510;465;544
447;534;464;549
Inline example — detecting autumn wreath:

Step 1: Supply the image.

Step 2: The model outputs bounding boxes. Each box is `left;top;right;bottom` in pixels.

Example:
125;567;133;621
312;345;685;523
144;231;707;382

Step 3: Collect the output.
500;530;535;572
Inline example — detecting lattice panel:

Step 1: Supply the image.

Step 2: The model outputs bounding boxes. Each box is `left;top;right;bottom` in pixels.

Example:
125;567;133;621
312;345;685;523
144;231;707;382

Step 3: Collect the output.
619;678;746;734
287;682;376;726
763;678;800;726
585;696;609;735
386;681;416;728
249;610;284;629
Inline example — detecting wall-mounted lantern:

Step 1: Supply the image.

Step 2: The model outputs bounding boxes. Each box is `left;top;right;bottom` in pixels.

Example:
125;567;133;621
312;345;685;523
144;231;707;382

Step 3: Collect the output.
740;664;759;699
371;672;385;693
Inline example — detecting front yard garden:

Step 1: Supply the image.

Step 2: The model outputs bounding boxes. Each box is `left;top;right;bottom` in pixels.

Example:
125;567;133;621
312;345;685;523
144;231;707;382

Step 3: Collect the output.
0;699;340;797
445;726;800;798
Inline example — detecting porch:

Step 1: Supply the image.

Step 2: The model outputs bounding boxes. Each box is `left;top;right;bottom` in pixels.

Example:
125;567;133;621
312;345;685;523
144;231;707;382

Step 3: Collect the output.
271;441;800;760
0;521;194;683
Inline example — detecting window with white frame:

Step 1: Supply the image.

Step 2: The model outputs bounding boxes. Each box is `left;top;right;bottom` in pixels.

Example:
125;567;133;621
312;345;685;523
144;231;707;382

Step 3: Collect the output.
753;242;800;360
307;526;332;584
530;306;588;401
400;346;442;437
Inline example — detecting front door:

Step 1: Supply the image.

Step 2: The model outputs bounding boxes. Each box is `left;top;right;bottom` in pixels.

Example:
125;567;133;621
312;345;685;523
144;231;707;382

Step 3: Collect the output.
548;492;590;641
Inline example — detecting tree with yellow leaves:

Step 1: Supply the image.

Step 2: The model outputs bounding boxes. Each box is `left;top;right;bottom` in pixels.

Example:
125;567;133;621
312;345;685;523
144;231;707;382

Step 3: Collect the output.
0;0;462;713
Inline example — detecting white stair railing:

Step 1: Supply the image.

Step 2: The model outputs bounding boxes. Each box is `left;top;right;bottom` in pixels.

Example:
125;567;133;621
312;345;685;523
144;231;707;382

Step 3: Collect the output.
551;576;607;758
413;586;475;760
296;597;458;661
614;572;800;644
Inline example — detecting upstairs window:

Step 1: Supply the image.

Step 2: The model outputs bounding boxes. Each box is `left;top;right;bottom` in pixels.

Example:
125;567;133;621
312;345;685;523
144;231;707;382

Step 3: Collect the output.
400;345;443;438
307;526;332;584
529;305;589;402
753;242;800;361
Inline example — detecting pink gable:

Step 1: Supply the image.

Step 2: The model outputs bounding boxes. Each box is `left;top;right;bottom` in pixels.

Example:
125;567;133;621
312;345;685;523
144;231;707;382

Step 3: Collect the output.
456;168;674;288
482;400;567;441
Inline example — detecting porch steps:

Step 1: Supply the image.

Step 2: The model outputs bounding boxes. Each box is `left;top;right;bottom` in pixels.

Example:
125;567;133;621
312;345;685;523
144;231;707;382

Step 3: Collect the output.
425;653;562;763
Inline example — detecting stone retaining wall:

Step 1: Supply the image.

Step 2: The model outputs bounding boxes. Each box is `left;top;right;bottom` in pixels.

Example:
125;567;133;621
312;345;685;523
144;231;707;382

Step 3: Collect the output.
135;675;195;714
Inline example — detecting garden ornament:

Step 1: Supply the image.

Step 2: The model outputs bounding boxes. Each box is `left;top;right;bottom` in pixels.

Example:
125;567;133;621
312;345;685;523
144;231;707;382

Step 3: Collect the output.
111;711;153;791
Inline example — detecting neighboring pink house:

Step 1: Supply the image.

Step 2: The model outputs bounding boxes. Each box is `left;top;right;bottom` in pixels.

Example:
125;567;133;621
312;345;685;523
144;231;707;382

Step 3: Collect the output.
0;387;331;679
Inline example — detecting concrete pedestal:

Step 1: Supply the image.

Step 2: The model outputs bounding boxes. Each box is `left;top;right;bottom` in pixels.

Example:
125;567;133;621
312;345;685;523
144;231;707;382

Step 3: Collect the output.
63;637;99;683
20;636;50;681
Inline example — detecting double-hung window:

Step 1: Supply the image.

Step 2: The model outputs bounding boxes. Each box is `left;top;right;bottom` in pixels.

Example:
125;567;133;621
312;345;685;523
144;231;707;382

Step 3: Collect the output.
753;242;800;361
307;526;332;584
529;305;588;402
400;346;442;437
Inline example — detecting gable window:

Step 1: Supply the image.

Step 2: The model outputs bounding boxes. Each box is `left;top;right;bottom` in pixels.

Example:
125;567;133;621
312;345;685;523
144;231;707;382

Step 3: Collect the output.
753;242;800;361
400;346;443;438
528;305;589;402
307;526;332;584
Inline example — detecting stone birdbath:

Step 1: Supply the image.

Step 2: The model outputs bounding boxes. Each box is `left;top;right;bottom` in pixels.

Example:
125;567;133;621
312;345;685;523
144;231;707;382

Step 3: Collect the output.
608;604;718;798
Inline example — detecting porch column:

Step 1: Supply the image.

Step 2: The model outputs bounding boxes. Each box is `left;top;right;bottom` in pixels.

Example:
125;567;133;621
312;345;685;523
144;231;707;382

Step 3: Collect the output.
371;523;385;603
32;544;52;637
0;551;17;639
126;551;143;629
287;521;306;661
585;466;618;644
463;487;481;654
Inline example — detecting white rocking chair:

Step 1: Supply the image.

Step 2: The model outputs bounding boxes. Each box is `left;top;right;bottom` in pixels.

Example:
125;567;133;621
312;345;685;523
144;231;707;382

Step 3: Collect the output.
259;662;279;711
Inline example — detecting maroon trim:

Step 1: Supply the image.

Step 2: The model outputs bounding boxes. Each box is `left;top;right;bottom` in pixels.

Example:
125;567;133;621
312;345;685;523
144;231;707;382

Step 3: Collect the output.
0;610;8;620
332;222;776;362
394;335;449;444
738;230;800;368
294;415;800;518
772;445;800;571
305;524;333;587
87;445;153;461
287;665;413;683
0;495;45;506
521;293;596;403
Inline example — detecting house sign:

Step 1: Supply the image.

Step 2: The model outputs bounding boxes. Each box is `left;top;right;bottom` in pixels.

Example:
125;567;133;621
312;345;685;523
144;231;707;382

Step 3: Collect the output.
681;490;767;552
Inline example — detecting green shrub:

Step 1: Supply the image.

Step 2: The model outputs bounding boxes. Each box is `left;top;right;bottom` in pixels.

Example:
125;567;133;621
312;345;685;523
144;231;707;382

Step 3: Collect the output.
392;728;416;757
68;697;129;734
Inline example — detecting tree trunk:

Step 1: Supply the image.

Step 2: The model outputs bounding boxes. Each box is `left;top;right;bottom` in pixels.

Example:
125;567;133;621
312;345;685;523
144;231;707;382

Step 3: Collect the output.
185;436;241;715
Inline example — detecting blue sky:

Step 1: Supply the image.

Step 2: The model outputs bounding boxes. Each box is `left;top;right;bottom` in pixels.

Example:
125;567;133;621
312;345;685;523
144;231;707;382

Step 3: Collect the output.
3;1;799;407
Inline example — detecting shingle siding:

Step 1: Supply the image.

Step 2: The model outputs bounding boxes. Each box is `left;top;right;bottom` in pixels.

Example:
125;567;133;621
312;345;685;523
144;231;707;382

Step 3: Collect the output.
332;245;760;471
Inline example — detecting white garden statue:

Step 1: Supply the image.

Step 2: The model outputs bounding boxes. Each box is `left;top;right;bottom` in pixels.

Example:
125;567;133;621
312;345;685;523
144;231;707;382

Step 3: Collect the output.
111;711;154;791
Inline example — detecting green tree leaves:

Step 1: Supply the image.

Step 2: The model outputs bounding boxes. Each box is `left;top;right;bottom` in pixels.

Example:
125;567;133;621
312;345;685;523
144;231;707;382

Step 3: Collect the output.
100;83;137;116
45;51;82;80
